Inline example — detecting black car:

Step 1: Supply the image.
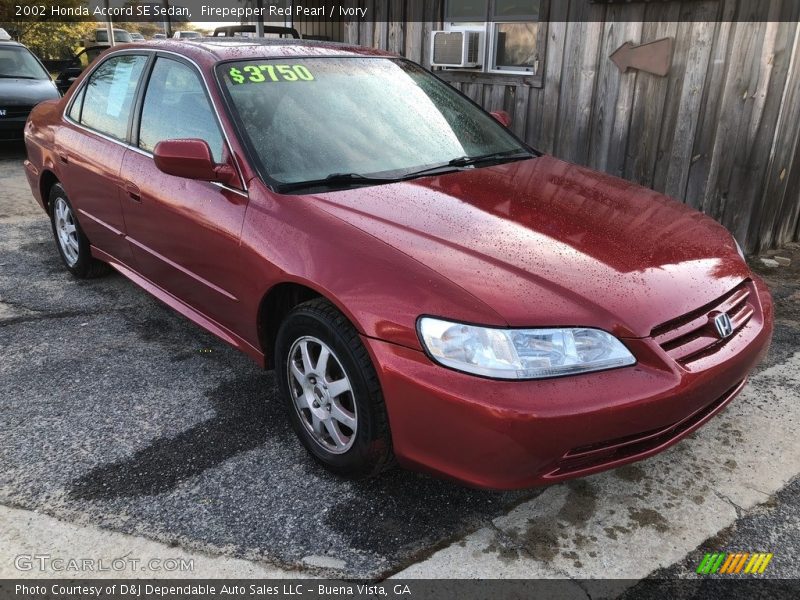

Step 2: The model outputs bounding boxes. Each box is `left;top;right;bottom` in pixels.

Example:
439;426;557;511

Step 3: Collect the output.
0;39;60;141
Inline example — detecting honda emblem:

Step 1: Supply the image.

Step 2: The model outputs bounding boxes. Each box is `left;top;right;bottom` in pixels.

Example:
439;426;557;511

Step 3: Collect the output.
713;312;734;339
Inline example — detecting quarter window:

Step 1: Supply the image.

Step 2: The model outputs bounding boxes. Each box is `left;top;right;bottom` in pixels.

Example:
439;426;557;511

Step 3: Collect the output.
80;54;147;141
68;85;85;121
138;57;224;162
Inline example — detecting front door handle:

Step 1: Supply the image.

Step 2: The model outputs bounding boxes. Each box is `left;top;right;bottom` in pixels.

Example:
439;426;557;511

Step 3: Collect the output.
124;182;141;203
58;153;69;164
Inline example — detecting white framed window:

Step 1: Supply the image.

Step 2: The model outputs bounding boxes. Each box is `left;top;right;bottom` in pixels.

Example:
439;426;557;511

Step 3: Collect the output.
444;0;544;76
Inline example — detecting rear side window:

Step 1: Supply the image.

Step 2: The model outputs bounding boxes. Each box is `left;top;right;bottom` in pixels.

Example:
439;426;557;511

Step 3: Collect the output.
80;54;147;141
138;57;224;161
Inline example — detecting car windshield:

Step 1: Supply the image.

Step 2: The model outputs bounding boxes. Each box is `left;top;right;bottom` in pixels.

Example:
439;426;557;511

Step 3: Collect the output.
217;57;531;190
0;45;50;80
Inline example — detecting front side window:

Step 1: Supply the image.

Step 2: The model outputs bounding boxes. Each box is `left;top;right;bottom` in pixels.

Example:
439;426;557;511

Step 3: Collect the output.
0;45;51;80
218;57;529;189
138;57;224;161
80;54;147;140
445;0;543;75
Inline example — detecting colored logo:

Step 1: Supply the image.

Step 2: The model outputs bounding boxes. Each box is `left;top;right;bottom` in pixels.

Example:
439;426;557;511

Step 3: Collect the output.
697;552;773;575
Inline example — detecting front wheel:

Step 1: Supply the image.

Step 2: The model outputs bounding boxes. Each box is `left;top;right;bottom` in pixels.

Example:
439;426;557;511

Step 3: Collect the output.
275;299;394;478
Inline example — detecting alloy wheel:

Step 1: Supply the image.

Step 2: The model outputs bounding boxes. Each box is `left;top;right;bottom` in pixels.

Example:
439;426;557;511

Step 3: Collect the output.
287;336;358;454
54;197;79;266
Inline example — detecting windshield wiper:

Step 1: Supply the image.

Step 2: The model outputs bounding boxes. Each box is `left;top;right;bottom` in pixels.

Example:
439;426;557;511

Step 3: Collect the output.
276;150;537;193
278;172;400;193
0;74;42;79
400;149;535;179
449;149;534;167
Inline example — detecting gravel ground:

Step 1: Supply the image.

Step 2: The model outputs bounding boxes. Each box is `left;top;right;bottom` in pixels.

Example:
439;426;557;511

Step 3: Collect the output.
1;140;798;585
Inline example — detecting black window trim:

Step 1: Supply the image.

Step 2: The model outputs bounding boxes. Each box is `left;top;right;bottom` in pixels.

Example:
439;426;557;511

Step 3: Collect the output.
62;47;248;194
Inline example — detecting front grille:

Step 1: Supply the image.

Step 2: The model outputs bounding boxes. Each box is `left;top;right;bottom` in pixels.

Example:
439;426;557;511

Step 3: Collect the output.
651;280;755;366
0;106;32;119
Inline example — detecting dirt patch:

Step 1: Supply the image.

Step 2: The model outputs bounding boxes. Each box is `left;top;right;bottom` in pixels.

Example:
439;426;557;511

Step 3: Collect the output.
603;525;631;540
557;480;597;527
517;520;561;562
615;465;648;483
627;507;670;533
482;535;520;563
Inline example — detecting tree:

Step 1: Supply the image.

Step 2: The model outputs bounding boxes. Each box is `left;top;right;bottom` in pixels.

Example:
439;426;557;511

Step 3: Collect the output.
0;0;95;59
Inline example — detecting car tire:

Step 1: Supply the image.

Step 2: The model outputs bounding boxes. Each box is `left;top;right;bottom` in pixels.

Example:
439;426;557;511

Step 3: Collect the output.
48;183;110;278
275;298;395;478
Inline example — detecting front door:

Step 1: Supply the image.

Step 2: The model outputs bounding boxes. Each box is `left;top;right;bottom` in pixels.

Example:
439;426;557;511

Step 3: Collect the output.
120;55;249;334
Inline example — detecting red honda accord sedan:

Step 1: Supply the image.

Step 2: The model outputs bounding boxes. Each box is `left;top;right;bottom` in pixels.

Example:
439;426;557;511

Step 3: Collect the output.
23;39;773;489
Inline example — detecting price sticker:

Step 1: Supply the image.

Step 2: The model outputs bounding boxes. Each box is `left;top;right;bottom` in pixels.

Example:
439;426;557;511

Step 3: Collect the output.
228;64;315;84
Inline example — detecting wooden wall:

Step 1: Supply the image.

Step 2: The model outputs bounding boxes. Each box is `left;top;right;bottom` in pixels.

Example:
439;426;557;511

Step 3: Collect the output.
295;0;800;253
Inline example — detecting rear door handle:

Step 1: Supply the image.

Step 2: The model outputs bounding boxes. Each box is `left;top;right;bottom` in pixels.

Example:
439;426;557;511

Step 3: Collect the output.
124;182;141;203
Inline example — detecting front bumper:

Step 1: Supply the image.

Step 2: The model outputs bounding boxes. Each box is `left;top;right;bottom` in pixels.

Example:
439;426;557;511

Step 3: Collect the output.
364;277;773;490
0;116;26;141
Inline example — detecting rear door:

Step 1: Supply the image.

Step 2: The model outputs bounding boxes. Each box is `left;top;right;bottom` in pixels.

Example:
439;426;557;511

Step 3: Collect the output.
57;53;149;263
120;54;249;333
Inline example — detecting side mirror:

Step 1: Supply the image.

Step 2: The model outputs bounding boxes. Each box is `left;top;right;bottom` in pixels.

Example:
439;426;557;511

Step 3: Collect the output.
153;139;238;187
490;110;512;128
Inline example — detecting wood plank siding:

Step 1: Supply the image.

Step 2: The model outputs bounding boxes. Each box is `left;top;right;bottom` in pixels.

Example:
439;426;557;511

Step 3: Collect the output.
289;0;800;252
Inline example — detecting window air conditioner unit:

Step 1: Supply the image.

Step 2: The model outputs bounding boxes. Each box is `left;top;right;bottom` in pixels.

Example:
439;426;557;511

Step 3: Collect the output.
431;30;483;68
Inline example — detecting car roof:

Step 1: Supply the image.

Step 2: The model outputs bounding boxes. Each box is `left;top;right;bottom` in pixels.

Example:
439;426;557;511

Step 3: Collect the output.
115;38;394;66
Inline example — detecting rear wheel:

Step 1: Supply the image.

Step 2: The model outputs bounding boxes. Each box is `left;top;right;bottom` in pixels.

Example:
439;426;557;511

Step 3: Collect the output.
48;183;110;278
275;299;394;478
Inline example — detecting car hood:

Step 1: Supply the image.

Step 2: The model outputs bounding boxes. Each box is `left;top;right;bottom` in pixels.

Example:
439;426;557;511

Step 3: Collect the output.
0;78;60;105
309;156;750;338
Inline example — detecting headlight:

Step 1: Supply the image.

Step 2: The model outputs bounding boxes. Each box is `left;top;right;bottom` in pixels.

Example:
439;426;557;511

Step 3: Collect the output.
734;238;746;261
418;317;636;380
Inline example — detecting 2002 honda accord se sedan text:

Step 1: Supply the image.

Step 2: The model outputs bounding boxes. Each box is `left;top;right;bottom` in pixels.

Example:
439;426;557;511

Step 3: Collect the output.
23;39;773;489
